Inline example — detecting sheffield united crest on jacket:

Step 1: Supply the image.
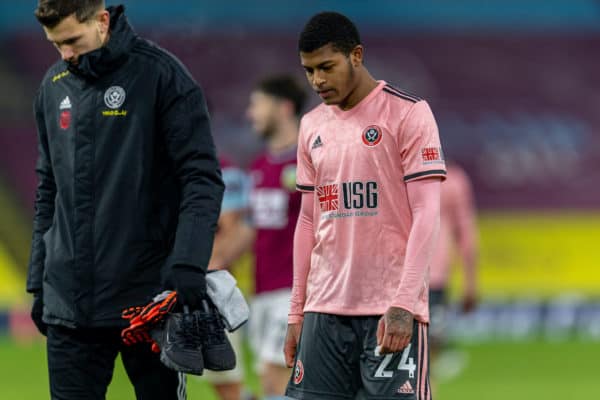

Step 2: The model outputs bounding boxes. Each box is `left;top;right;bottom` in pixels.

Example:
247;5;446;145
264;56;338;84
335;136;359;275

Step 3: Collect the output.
104;86;126;109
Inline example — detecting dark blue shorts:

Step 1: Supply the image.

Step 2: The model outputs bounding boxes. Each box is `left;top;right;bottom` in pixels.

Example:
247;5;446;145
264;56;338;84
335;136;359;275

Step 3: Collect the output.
286;312;431;400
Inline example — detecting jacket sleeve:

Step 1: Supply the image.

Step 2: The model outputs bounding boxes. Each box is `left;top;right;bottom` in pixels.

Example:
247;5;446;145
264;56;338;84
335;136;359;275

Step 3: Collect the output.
27;90;56;293
158;74;225;274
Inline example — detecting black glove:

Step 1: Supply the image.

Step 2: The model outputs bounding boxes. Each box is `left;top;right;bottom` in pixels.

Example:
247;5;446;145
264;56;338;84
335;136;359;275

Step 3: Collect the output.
31;291;47;336
164;265;207;310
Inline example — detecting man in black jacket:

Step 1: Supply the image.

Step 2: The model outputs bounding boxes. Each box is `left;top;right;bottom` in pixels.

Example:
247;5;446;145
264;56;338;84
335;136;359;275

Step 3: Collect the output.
29;1;224;398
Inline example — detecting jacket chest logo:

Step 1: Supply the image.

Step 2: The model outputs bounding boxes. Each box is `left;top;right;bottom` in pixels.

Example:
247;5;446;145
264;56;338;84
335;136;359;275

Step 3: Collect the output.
102;86;128;117
104;86;126;109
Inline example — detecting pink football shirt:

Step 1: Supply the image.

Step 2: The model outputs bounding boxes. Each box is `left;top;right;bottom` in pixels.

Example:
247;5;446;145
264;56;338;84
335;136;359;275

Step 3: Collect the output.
429;164;477;290
295;81;446;323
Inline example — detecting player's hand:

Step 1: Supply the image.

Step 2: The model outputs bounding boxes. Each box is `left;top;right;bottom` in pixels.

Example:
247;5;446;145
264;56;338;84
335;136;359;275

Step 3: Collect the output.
376;306;413;354
31;291;47;336
284;322;303;367
163;264;207;310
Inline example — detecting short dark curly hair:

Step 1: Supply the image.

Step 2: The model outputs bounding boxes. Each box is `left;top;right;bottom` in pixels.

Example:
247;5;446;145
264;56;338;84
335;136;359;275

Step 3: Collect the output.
35;0;104;28
257;75;307;117
298;11;361;55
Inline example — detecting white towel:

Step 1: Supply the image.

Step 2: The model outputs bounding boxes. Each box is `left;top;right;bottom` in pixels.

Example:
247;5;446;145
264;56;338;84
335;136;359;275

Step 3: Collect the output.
206;270;250;332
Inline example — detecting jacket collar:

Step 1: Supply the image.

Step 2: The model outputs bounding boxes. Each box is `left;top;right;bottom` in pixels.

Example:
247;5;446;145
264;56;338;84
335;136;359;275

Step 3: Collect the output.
67;5;137;80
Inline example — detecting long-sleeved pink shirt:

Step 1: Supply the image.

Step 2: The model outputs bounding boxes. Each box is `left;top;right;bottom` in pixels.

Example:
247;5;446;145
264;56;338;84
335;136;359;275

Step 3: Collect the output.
289;81;445;323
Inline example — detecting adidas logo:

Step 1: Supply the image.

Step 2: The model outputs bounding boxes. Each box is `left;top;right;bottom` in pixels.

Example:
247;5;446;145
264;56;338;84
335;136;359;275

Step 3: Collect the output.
397;380;414;394
311;135;323;149
59;96;72;110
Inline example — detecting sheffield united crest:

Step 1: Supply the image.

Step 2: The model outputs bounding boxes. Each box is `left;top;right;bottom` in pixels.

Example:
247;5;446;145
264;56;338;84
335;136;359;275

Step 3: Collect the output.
104;86;126;109
362;125;382;147
293;359;304;384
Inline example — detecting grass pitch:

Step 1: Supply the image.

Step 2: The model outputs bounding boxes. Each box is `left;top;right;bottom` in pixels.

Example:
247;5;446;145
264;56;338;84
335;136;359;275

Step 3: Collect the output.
0;336;598;399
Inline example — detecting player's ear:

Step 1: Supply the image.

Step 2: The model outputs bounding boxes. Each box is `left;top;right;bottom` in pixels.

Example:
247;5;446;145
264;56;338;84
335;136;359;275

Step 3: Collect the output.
350;45;364;67
96;9;110;35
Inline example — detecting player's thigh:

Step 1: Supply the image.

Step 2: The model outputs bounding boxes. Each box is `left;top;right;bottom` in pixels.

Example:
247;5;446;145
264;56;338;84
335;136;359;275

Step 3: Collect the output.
46;325;120;400
121;342;186;400
286;313;361;400
360;320;432;400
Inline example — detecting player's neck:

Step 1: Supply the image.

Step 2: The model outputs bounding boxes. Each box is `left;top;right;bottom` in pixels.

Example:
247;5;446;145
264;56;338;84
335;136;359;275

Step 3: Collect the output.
267;119;298;154
102;31;111;47
338;71;378;111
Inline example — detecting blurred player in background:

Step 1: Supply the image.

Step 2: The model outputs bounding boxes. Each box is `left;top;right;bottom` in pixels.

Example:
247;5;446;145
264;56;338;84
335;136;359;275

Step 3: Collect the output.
28;1;223;399
429;162;479;382
284;12;445;400
204;156;251;400
241;75;307;399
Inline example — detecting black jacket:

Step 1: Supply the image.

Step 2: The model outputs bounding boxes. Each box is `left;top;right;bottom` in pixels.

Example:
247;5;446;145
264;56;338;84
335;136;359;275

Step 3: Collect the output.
27;6;224;327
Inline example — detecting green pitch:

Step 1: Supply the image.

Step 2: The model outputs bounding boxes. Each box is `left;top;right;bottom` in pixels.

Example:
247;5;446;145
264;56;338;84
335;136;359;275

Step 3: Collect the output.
1;336;598;399
0;335;259;400
436;340;600;399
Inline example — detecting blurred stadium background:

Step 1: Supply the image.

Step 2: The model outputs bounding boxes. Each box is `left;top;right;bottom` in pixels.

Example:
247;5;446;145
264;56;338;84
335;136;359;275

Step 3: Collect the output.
1;0;599;398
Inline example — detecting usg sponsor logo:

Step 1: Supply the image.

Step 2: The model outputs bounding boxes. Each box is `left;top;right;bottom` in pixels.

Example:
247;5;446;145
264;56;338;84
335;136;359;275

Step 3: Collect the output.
317;181;379;219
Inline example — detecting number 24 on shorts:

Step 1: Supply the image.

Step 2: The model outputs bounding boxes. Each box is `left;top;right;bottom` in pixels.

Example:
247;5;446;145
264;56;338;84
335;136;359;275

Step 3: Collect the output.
374;343;416;378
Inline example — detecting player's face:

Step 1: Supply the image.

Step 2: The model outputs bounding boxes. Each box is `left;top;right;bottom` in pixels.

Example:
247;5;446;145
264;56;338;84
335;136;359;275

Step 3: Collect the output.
43;11;109;66
300;43;360;107
246;90;280;139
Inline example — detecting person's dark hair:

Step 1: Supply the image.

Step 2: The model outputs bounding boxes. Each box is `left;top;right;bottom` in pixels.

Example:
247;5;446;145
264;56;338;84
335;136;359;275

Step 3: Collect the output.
35;0;104;28
258;75;307;117
298;11;361;55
